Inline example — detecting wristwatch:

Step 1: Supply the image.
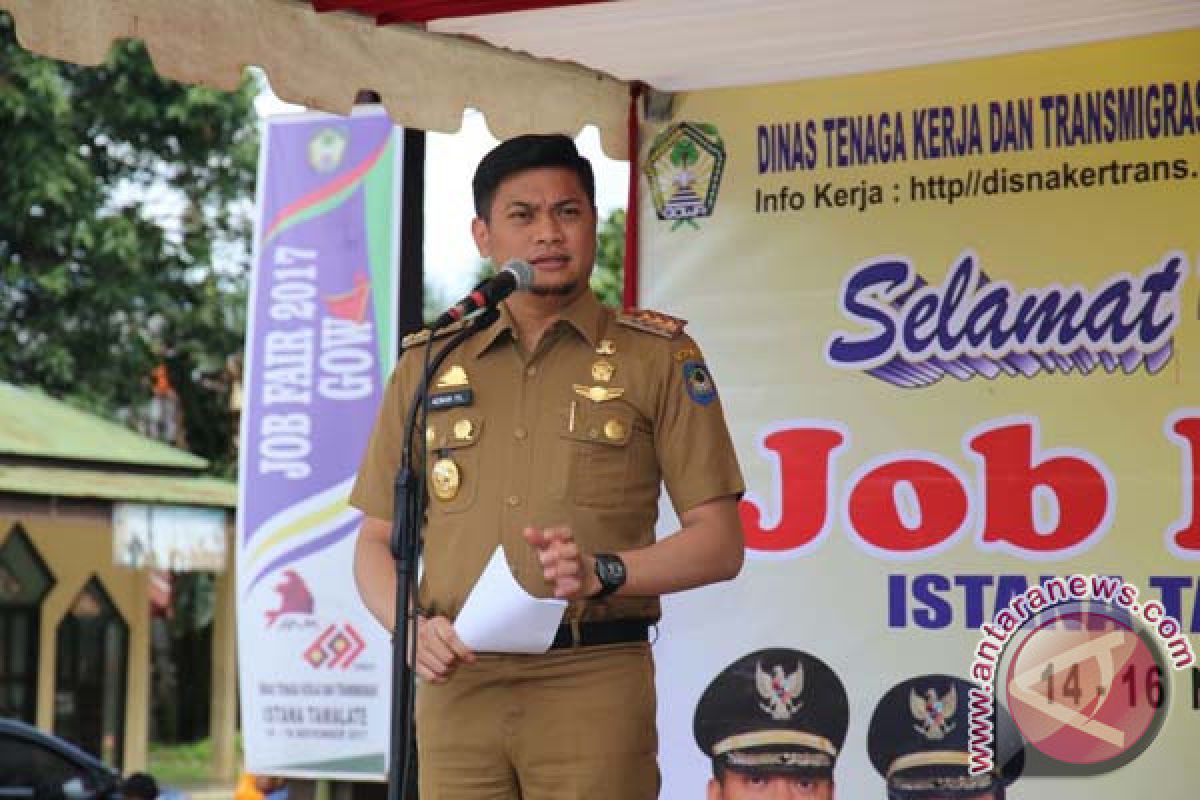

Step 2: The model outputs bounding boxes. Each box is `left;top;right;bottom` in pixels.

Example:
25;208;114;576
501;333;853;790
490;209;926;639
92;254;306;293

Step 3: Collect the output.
591;553;627;599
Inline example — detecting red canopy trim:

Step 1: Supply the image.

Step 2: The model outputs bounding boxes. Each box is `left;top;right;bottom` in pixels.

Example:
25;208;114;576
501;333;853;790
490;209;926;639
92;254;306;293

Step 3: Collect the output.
623;82;641;310
312;1;610;25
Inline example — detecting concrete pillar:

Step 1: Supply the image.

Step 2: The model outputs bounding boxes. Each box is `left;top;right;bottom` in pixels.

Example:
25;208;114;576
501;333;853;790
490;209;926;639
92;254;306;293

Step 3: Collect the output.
123;565;151;772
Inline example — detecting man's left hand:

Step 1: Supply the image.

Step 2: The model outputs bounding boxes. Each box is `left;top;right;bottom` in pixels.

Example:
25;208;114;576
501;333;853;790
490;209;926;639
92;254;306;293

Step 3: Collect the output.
523;525;600;600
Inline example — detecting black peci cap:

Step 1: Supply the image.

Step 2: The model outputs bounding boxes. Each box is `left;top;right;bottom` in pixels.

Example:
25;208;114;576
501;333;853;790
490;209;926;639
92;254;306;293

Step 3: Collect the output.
694;648;850;777
868;674;1024;799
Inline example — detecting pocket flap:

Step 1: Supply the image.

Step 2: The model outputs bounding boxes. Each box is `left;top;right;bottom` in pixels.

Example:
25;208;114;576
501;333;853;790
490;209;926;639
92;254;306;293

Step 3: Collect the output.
428;412;484;450
562;405;634;447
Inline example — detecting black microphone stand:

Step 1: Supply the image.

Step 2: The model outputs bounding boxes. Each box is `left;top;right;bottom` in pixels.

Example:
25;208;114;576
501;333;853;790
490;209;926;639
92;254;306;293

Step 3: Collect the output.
387;307;499;800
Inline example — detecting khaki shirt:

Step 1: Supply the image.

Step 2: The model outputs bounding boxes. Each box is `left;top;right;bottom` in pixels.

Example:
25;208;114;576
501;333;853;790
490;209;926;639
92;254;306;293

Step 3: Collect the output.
349;290;744;623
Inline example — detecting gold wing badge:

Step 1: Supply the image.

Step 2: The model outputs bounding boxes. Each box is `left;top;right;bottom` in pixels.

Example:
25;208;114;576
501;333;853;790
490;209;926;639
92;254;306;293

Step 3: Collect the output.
573;384;624;403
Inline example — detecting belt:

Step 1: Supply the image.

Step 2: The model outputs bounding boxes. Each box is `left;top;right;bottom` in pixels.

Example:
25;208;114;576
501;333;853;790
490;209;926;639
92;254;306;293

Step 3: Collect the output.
548;619;652;650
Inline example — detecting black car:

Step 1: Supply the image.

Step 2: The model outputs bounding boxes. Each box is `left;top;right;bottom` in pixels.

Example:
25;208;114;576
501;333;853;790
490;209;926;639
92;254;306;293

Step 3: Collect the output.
0;718;120;799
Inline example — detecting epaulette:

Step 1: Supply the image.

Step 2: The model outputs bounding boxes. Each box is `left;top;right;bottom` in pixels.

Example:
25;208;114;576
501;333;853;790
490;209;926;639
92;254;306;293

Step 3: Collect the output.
615;308;688;339
400;318;471;353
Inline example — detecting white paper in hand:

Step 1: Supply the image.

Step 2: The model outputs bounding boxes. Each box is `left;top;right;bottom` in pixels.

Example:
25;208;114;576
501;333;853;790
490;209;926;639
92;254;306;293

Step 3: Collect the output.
453;546;567;653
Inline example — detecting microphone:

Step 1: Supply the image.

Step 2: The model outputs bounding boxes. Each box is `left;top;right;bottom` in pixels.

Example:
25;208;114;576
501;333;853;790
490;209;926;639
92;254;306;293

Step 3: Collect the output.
431;259;535;330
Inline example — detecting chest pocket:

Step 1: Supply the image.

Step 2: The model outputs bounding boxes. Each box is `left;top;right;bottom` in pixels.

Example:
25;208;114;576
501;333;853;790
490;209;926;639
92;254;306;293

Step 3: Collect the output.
558;402;643;509
425;412;484;514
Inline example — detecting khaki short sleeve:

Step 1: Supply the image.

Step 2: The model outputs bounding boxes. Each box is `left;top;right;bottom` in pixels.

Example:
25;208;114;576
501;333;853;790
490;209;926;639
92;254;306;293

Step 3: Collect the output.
653;333;745;515
348;361;410;520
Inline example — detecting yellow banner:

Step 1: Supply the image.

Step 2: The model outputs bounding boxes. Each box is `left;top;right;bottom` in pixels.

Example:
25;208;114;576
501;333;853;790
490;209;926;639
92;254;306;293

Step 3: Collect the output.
643;29;1200;799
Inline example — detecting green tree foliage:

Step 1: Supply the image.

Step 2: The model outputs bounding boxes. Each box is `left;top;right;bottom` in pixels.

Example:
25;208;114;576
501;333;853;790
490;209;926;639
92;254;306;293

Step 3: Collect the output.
590;208;625;308
0;13;258;474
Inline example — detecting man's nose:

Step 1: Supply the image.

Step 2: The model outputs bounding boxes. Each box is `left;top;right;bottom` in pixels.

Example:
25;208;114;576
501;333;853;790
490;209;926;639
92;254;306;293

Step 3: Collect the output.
533;212;565;243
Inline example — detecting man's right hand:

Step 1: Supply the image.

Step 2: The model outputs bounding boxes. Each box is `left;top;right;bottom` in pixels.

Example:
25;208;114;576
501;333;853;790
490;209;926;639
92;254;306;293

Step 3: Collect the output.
410;614;476;683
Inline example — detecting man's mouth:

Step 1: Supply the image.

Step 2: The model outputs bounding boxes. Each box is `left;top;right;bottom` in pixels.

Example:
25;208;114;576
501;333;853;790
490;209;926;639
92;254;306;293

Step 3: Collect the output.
531;255;570;271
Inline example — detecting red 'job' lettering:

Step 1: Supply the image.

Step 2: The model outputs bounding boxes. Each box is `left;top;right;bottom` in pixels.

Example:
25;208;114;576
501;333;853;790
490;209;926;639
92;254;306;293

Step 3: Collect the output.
966;421;1110;555
1168;414;1200;553
847;459;970;553
741;418;1114;559
739;427;845;553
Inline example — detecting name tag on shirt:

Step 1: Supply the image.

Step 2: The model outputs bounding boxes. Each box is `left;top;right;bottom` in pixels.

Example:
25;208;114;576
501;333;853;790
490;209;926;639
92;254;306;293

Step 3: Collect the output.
430;389;474;410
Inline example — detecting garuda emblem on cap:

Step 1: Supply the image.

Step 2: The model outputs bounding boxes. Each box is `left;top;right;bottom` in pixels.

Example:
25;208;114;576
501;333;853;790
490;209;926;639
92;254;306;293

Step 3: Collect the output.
756;660;804;720
910;684;957;740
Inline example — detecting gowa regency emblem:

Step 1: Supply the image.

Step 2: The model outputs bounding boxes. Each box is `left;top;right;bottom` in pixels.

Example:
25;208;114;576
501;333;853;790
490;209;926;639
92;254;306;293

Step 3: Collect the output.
308;126;349;173
644;122;726;229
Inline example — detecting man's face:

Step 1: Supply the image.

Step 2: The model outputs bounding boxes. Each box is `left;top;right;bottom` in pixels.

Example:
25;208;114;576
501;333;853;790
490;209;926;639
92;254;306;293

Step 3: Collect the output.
471;166;597;303
708;772;834;800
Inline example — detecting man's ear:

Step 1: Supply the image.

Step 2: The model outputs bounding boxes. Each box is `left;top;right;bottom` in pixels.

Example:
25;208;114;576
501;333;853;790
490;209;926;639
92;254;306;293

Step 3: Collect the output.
471;217;491;258
707;777;723;800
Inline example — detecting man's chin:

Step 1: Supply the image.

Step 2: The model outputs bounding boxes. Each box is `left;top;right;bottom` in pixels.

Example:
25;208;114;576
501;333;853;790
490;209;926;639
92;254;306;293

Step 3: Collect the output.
530;280;578;298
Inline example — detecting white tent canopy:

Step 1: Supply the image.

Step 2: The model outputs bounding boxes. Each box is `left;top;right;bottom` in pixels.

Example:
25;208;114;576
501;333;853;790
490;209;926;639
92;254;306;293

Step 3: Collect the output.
0;0;629;155
3;0;1198;159
432;0;1200;92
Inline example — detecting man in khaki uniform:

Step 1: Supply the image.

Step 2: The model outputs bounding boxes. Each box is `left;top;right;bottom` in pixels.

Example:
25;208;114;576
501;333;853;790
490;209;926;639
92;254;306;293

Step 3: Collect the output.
351;134;745;798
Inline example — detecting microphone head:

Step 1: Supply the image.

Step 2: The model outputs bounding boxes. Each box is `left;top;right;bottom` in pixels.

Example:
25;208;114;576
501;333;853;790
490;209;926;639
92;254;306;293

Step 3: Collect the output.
499;259;535;291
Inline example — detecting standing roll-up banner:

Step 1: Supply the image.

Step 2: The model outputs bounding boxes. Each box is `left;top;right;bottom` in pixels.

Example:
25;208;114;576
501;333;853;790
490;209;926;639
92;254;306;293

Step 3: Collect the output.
644;30;1200;799
237;107;400;779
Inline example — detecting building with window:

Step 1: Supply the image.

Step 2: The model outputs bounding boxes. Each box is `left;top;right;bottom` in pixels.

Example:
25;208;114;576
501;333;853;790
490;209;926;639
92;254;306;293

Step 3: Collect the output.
0;382;238;776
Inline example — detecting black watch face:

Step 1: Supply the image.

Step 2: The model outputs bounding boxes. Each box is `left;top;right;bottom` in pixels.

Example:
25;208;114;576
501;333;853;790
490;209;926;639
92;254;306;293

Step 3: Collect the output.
598;555;625;588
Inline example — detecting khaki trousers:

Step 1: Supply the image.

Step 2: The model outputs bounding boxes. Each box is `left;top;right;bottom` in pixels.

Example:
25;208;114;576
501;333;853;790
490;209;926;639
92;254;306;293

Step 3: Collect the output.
415;642;659;799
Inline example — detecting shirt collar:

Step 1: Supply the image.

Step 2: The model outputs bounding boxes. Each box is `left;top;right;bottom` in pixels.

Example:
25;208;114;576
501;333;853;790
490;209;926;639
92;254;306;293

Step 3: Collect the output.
464;302;517;360
556;289;608;349
465;290;608;359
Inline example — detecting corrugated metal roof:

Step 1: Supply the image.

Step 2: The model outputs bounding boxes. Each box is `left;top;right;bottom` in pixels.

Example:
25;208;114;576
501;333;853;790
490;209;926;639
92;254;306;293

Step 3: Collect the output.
0;465;236;508
0;383;208;470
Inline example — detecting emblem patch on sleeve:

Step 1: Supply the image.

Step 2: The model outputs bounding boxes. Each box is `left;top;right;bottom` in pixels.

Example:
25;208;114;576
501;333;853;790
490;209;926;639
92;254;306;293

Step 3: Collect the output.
682;360;717;406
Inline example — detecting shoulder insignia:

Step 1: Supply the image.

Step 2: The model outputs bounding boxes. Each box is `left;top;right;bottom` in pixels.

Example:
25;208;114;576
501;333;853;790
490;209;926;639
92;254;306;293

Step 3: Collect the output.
616;309;688;339
400;319;470;353
401;329;432;350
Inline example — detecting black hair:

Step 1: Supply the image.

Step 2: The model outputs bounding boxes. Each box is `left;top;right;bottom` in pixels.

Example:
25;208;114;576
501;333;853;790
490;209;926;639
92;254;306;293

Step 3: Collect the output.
121;772;159;800
472;133;595;220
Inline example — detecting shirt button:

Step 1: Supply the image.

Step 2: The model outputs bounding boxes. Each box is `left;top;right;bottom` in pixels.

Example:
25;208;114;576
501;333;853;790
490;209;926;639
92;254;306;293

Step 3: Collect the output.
525;365;538;378
506;495;521;507
514;427;528;440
